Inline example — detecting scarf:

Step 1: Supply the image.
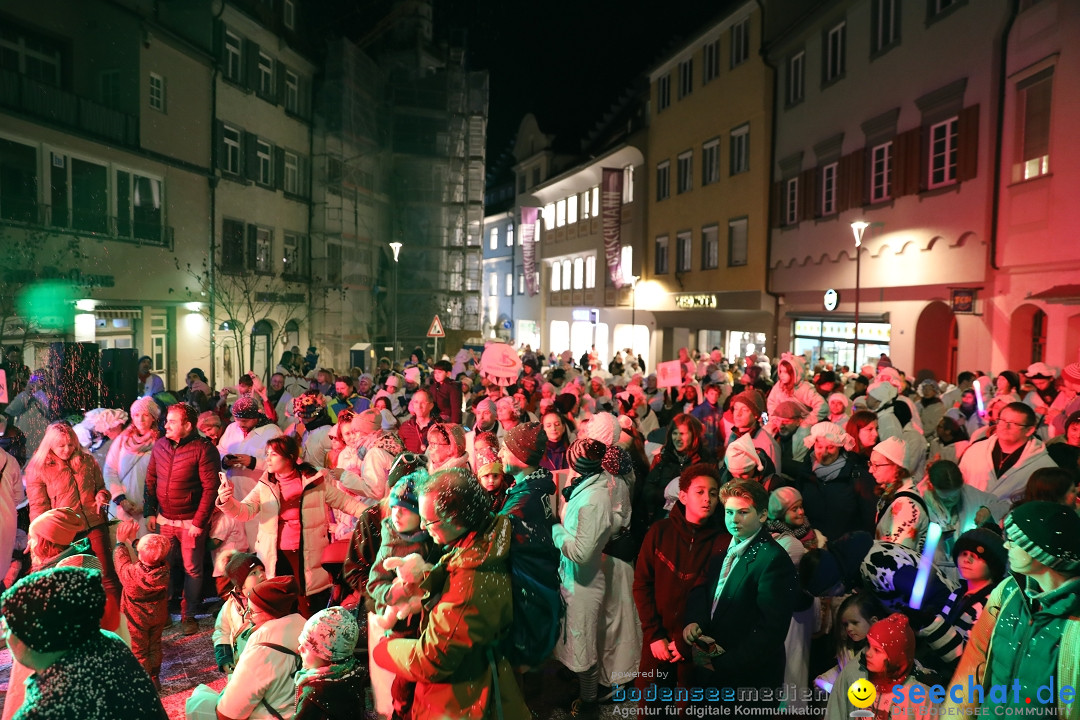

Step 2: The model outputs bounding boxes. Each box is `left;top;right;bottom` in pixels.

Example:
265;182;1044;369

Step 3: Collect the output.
562;472;600;502
118;424;159;455
765;517;814;548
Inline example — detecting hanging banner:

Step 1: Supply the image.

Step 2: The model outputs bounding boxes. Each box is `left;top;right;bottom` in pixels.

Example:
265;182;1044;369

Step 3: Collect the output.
601;168;624;287
521;206;539;296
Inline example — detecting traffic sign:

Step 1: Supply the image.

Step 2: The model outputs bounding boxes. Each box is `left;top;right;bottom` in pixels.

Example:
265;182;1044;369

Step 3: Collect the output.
427;315;445;338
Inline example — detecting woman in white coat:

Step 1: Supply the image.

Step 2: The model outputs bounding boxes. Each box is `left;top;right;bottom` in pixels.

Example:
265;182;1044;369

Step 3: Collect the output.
103;397;160;538
553;437;614;718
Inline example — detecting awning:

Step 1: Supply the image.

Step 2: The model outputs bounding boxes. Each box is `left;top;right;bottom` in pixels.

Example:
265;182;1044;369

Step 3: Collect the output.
1028;285;1080;304
94;308;143;319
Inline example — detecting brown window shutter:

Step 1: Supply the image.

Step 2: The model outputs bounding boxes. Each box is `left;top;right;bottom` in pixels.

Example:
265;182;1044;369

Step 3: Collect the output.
771;180;783;228
957;104;979;182
800;168;817;221
893;128;921;197
845;148;865;210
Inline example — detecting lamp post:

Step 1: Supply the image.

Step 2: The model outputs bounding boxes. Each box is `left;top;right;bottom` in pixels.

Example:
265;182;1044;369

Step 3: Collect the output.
850;221;868;370
389;241;402;363
629;275;639;357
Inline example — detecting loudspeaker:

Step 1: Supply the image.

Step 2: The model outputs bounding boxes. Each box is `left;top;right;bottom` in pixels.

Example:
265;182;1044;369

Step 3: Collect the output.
46;342;100;417
101;348;138;410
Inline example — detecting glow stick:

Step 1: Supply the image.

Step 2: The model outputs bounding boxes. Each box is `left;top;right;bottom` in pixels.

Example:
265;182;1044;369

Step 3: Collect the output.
973;377;986;418
909;522;942;610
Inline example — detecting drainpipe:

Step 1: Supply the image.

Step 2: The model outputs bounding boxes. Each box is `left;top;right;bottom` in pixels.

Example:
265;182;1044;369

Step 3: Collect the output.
989;0;1020;271
208;0;226;389
756;0;783;358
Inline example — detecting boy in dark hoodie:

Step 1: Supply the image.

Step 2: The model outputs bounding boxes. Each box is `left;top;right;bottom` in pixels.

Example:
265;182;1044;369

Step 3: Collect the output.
113;520;171;687
631;463;731;699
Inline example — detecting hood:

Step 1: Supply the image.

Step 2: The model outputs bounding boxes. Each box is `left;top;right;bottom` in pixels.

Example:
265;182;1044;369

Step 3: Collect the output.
507;467;556;498
668;500;727;544
780;353;806;382
1022;575;1080;618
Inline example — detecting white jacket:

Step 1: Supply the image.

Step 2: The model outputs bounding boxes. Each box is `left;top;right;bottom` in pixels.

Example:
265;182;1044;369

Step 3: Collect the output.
217;614;306;720
958;436;1057;504
103;435;153;537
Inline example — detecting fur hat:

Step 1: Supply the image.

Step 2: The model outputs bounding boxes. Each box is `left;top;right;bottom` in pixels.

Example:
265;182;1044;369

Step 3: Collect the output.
768;486;803;521
725;433;763;477
504;422;545;466
579;412;621;446
299;607;359;664
230;395;262;419
248;576;299;618
28;507;84;547
952;528;1007;582
802;421;856;451
867;613;916;672
225;551;264;590
0;566;105;652
872;436;908;471
1004;501;1080;574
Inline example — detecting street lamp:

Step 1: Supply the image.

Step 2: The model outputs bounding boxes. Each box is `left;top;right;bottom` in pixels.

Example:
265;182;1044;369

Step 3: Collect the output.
850;221;868;370
628;275;639;357
389;241;402;363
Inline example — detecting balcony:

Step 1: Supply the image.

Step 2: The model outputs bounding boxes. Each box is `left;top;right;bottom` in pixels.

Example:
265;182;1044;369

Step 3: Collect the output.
0;69;139;148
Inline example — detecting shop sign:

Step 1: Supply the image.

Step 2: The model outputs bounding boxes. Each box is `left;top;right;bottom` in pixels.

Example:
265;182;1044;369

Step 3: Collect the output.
951;288;975;314
824;289;838;311
675;293;717;309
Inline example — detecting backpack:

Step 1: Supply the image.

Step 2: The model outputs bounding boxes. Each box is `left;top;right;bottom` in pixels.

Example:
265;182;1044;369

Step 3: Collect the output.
498;476;563;669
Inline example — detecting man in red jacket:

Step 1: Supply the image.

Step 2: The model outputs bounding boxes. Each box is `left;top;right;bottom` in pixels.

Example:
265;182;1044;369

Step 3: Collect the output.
144;403;220;635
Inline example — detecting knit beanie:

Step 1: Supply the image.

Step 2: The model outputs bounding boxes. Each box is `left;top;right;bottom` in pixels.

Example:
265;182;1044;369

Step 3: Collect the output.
1004;501;1080;574
579;412;621;446
952;528;1007;582
866;613;916;672
1064;363;1080;386
725;433;763;477
225;551;264;591
354;409;380;436
1;566;105;652
504;422;545;466
388;477;420;515
868;380;898;404
231;395;262;419
566;437;606;476
872;436;908;471
403;367;421;385
877;367;904;391
93;408;129;433
248;576;299;618
441;423;468;457
827;393;851;410
299;607;360;664
130;395;162;420
730;389;764;416
768;486;803;521
802;421;857;451
28;507;84;547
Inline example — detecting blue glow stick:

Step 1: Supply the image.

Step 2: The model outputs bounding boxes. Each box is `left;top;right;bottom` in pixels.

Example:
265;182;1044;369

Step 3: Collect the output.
910;522;942;610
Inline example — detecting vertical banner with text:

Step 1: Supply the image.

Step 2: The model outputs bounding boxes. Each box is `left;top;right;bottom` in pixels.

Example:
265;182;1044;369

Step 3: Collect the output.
601;168;624;287
521;206;539;296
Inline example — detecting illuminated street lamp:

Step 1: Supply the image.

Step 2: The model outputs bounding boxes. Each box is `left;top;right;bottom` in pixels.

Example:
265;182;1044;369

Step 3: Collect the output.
389;242;402;363
629;275;639;356
851;221;868;369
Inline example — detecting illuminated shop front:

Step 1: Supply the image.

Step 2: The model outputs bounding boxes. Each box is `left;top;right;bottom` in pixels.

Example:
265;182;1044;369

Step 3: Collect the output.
790;316;891;370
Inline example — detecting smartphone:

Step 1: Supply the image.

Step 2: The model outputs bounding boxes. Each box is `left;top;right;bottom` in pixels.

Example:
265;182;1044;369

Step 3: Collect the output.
218;471;230;486
695;637;722;656
222;454;237;467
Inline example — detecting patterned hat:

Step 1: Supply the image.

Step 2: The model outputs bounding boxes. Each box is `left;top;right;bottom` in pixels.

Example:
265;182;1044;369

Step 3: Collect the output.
566;438;606;477
504;422;545;466
768;486;803;521
388;477;420;515
299;607;359;663
1004;501;1080;574
292;392;326;420
1;566;105;652
230;395;262;419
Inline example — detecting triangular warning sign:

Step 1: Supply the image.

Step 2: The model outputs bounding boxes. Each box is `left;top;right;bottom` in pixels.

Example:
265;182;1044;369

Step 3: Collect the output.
427;315;445;338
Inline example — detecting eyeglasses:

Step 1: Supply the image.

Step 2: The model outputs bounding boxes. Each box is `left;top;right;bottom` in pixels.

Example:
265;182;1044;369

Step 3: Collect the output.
419;515;443;529
869;461;895;469
997;420;1031;429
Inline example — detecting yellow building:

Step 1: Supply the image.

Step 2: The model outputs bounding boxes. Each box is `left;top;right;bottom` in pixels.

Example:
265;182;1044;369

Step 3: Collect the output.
644;0;776;361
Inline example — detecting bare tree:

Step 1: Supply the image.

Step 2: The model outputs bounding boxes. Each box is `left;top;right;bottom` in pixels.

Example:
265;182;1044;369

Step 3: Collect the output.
0;226;86;348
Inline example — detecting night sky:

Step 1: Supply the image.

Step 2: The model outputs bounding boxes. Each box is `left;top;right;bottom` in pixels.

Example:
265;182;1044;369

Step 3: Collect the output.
311;0;735;160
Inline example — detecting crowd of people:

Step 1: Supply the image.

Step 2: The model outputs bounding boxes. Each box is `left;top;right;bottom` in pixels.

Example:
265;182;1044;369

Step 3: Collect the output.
2;340;1080;719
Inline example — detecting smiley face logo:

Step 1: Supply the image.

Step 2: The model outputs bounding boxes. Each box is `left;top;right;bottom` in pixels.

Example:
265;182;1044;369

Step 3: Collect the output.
847;678;876;709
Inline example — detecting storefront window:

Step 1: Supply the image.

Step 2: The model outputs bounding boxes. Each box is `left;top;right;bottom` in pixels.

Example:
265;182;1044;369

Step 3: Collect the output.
792;319;890;370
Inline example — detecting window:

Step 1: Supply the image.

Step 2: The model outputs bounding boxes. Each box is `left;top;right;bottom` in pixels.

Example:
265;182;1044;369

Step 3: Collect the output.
702;225;719;270
283;232;308;279
257;139;273;185
678;58;693;99
703;39;720;83
224;31;242;82
49;155;108;234
581;190;592;220
731;18;750;68
567;195;578;224
100;70;121;109
573;258;584;290
928;116;958;188
929;0;964;20
677;151;693;194
258;52;274;97
115;171;162;242
149;73;165;112
223;126;241;174
254;226;272;273
561;260;572;290
676;232;692;272
518;273;525;295
655;236;669;274
872;0;900;54
283;151;299;194
783;177;799;226
509;225;516;245
285;70;299;113
491;272;500;296
703;139;720;185
729;218;748;267
283;0;296;29
550;264;560;292
821;162;839;215
0;138;38;223
222;219;245;271
658;74;671;111
787;52;805;106
0;25;62;86
824;22;846;84
326;243;341;285
730;125;749;175
505;273;513;297
870;143;892;202
656;161;671;201
623;165;634;203
1016;68;1052;181
555;199;566;227
585;256;596;288
621;245;633;280
489;227;498;250
541;204;555;231
591;187;599;215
